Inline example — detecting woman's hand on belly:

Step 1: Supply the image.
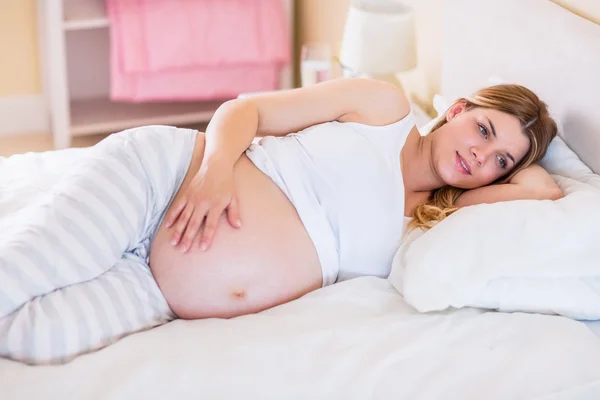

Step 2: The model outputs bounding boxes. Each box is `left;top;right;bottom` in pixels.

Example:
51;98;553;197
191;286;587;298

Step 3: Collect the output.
165;152;242;254
149;133;323;320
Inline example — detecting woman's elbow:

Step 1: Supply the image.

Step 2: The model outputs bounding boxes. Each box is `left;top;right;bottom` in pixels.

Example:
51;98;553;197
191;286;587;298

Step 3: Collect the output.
548;186;564;200
538;185;563;201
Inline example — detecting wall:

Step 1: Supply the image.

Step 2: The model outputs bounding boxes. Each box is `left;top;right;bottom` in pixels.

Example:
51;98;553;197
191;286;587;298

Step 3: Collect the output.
297;0;600;113
0;1;598;113
0;0;40;97
296;0;349;79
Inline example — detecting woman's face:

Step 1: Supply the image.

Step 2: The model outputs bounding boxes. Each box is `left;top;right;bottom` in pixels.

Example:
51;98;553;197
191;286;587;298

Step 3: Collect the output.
431;102;531;189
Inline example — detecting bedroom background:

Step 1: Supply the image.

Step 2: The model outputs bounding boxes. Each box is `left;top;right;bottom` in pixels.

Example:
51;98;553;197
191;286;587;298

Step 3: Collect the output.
0;0;599;156
2;0;600;394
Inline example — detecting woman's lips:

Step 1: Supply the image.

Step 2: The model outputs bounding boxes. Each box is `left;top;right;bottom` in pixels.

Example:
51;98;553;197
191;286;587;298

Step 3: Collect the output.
456;152;471;175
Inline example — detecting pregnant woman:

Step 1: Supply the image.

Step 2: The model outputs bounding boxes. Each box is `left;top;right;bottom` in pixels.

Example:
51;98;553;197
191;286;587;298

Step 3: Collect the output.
1;78;560;364
151;78;560;319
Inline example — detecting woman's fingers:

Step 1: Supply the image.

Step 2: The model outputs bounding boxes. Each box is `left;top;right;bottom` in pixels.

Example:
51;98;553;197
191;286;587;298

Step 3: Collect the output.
165;198;187;228
226;196;242;229
198;209;222;251
170;204;194;246
179;206;209;253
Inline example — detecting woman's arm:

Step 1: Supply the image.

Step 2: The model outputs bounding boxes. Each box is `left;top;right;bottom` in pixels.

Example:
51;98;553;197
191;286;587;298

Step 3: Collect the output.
203;77;410;166
455;164;563;208
167;78;410;251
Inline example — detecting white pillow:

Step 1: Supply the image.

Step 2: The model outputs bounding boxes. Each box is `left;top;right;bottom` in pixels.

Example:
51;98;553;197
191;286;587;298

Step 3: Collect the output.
417;94;448;135
540;136;600;191
389;176;600;320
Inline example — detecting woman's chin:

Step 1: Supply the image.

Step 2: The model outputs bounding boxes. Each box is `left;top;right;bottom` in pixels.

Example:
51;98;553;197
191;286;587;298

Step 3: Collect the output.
439;170;467;189
437;163;478;190
449;182;470;190
443;177;477;190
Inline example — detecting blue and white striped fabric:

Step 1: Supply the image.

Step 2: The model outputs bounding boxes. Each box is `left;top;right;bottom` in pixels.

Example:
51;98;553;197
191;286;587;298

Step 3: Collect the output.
0;125;197;364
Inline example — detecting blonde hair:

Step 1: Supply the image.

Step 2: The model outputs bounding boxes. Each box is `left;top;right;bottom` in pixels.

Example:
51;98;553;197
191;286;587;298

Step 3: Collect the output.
409;84;558;231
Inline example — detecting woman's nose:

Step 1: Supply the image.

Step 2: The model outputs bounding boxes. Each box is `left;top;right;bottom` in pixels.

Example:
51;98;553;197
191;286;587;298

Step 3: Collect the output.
470;146;487;167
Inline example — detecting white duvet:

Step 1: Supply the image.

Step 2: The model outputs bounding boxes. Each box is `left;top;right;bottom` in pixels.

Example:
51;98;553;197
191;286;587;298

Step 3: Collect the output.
2;147;600;399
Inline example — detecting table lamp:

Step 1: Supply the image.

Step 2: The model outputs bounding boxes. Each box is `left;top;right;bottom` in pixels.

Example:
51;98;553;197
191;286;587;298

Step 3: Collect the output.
339;0;417;92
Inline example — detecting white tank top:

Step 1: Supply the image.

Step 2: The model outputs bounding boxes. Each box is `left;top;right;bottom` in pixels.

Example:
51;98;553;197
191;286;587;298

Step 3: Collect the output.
245;110;415;286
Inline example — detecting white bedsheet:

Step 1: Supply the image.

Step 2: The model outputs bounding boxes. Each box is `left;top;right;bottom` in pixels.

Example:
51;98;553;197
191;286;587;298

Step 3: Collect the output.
1;277;600;399
2;140;600;399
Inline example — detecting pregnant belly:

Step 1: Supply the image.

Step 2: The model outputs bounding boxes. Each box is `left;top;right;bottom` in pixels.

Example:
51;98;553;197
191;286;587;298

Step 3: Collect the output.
149;133;323;319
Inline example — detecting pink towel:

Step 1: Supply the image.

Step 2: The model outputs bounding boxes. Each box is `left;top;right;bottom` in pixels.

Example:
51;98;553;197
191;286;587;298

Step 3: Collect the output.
106;0;290;102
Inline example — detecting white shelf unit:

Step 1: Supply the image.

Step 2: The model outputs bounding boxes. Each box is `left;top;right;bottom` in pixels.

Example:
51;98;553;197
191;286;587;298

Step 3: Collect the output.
37;0;295;149
63;0;109;31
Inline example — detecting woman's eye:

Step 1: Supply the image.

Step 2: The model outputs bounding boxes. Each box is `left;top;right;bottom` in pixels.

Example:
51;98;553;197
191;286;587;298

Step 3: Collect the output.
478;123;489;139
497;155;507;169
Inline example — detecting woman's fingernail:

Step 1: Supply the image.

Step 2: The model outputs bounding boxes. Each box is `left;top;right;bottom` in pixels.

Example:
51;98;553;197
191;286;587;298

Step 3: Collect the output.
171;239;178;246
199;242;208;251
235;220;242;228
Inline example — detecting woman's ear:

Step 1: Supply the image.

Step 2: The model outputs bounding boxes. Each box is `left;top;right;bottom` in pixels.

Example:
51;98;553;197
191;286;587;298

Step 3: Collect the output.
445;100;468;122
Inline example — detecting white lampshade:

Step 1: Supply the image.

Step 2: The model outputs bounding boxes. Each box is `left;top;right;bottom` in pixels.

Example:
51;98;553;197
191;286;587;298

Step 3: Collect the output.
340;0;417;76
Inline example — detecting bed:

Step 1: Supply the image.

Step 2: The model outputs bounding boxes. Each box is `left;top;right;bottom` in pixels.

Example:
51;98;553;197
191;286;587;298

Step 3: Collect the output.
2;0;600;398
